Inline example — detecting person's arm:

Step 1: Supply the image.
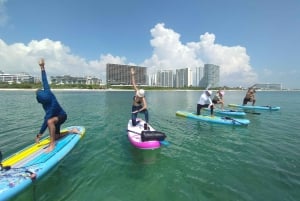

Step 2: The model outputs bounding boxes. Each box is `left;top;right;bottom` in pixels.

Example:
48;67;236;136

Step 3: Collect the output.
140;98;147;111
131;68;138;91
39;118;48;135
36;97;57;143
39;101;55;133
208;95;213;108
36;114;48;143
132;97;147;114
36;114;50;143
39;59;50;91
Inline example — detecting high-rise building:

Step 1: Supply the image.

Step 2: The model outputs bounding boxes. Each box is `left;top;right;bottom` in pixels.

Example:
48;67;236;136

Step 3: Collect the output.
156;70;174;87
195;67;204;87
106;64;147;85
200;64;220;88
175;68;193;88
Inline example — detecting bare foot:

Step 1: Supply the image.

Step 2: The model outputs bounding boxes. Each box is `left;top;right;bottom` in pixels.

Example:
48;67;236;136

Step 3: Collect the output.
69;128;80;134
45;143;55;153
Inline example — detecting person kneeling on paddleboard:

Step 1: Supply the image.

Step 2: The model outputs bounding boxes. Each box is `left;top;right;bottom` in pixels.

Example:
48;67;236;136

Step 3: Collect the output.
212;89;225;110
35;58;67;152
131;68;149;126
243;87;256;106
197;90;214;116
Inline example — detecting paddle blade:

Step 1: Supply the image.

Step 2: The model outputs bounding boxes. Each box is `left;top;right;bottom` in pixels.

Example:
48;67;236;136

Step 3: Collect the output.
160;140;170;146
205;84;211;90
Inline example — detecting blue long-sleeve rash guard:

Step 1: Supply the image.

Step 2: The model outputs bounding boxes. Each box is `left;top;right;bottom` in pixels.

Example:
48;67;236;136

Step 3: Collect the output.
36;70;66;134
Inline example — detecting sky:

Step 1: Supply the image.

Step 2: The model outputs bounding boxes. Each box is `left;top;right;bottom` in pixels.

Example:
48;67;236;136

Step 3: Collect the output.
0;0;299;89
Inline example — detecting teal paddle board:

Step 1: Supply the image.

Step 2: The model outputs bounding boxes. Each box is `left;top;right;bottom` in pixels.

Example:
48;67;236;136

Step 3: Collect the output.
176;111;250;126
203;108;246;117
228;104;280;111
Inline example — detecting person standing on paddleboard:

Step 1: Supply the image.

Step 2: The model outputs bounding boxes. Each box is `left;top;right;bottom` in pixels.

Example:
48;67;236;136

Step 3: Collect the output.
35;58;67;152
130;68;149;126
243;87;256;106
197;90;214;116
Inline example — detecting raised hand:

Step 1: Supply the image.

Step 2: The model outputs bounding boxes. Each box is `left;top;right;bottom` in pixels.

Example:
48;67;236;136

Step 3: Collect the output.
131;68;135;75
39;58;45;69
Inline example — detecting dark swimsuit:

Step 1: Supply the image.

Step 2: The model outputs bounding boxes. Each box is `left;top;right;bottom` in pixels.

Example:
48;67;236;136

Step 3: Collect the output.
131;96;149;126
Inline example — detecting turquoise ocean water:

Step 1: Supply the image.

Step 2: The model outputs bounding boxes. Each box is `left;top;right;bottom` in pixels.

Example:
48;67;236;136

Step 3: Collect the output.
0;90;299;201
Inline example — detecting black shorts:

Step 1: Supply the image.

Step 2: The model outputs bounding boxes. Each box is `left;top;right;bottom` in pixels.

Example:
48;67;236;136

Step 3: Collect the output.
243;97;251;105
55;114;67;134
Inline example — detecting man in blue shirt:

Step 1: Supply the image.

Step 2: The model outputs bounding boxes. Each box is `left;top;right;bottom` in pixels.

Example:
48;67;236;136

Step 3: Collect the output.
35;59;67;152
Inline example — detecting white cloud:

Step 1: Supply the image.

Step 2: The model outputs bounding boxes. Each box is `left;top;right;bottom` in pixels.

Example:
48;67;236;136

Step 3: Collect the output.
143;23;201;71
0;39;123;81
142;23;257;87
0;22;258;87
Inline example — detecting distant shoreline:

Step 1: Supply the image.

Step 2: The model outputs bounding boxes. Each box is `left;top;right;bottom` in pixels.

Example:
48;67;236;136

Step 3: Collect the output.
0;88;108;91
0;88;298;92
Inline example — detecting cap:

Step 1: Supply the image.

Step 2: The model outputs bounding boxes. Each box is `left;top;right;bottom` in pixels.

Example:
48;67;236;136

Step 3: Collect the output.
136;89;145;97
206;90;212;96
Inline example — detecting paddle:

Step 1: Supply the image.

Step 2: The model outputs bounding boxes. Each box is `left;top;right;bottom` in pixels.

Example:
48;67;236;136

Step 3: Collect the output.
244;111;261;115
205;84;211;91
127;129;169;146
222;116;248;126
263;105;274;110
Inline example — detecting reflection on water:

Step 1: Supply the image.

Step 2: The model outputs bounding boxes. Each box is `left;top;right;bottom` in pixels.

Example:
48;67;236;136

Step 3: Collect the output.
129;147;161;165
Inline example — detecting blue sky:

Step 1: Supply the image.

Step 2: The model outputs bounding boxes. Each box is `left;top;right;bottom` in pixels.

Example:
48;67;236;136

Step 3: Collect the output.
0;0;299;89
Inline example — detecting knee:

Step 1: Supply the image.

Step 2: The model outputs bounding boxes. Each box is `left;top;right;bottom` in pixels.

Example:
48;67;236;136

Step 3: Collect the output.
47;117;57;126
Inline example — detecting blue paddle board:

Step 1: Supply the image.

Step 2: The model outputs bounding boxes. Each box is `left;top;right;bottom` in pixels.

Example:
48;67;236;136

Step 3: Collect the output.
0;126;85;201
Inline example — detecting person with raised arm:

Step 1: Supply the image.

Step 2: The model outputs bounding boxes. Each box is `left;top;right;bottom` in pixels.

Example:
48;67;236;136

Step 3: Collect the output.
35;58;68;152
130;68;149;126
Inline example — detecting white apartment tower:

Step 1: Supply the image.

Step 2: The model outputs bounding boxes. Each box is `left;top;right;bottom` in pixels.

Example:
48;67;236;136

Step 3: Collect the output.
156;70;174;87
175;68;193;87
195;67;204;87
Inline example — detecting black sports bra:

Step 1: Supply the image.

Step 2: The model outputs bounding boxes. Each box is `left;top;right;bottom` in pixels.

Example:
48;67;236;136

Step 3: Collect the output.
133;96;142;105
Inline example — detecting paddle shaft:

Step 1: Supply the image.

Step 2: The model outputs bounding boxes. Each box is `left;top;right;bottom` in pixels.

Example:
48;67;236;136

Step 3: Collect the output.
223;117;247;126
127;129;141;135
244;111;261;115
